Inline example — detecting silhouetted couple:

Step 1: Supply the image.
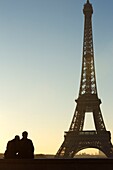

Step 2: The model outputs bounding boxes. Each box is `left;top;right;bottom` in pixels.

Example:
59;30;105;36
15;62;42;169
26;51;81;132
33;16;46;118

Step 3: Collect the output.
4;131;34;159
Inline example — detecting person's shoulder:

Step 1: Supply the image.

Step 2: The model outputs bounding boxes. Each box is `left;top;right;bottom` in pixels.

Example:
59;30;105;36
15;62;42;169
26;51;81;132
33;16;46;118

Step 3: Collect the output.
7;140;11;145
7;140;13;146
8;139;14;143
27;139;33;142
27;139;34;145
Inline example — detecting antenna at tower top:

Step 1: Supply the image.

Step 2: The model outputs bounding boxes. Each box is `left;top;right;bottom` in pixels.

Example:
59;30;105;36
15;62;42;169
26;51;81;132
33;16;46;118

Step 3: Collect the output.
87;0;90;3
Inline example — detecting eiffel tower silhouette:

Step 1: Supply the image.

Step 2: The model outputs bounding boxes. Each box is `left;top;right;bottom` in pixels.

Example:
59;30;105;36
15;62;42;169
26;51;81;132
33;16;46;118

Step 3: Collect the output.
55;0;113;158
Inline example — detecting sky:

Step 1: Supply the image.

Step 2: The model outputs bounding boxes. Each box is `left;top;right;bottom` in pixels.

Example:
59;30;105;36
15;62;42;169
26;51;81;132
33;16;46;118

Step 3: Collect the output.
0;0;113;155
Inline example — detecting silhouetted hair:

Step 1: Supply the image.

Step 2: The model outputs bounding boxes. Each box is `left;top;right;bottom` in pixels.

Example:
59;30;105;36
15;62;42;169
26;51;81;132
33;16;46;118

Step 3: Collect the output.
14;135;20;140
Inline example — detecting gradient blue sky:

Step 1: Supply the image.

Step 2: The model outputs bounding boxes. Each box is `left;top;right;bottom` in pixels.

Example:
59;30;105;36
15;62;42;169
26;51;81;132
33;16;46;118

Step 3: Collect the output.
0;0;113;155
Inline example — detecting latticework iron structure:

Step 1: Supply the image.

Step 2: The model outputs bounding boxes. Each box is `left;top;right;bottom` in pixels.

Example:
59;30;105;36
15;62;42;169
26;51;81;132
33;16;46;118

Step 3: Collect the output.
55;0;113;158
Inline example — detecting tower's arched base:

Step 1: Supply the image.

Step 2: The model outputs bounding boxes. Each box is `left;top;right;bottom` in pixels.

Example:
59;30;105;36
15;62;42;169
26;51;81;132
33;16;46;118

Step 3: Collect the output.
55;131;113;158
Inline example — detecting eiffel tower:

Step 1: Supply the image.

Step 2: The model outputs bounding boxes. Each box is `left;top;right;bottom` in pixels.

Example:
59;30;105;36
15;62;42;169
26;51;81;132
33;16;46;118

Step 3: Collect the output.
55;0;113;158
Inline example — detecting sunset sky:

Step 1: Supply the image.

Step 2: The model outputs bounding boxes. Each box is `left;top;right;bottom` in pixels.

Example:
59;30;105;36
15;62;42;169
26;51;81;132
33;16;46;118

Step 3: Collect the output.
0;0;113;155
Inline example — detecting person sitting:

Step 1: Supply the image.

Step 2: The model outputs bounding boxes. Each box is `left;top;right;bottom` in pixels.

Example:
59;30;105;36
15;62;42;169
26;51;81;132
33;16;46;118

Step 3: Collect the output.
19;131;34;159
4;135;20;159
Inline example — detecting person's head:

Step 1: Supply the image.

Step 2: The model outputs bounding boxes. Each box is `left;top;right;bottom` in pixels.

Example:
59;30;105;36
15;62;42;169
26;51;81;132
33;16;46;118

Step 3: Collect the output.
14;135;20;141
22;131;28;139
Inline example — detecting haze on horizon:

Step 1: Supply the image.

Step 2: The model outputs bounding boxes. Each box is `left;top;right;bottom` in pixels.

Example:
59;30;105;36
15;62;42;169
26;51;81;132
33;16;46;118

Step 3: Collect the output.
0;0;113;155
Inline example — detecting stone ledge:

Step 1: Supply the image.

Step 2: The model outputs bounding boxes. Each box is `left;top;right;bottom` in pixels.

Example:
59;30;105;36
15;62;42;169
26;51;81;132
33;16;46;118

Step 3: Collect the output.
0;158;113;170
